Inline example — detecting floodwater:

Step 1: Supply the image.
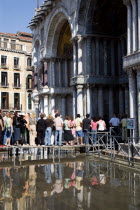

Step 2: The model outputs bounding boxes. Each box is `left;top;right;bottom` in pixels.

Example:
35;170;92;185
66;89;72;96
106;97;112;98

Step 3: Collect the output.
0;155;140;210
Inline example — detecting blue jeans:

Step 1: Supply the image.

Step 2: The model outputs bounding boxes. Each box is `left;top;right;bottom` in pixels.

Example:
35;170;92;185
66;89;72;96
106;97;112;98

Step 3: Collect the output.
44;165;52;184
55;164;63;180
3;129;7;145
83;129;89;144
55;130;62;146
44;127;52;145
92;129;97;144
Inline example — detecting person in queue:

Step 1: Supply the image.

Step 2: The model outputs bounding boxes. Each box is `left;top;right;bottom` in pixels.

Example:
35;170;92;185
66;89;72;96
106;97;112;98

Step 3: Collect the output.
63;116;74;146
36;113;46;145
29;112;37;146
82;114;91;144
74;114;84;145
13;112;21;145
54;113;63;146
5;112;13;146
44;114;54;146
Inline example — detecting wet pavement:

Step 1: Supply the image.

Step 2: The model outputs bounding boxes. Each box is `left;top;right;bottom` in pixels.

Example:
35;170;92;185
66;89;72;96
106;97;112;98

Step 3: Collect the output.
0;155;140;210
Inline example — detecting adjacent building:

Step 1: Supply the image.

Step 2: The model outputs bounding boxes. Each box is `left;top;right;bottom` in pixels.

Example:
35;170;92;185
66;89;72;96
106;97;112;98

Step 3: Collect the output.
0;31;33;113
29;0;140;138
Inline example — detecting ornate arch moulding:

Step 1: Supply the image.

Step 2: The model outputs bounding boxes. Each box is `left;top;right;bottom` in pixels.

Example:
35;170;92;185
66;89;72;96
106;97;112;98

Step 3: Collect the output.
45;7;72;57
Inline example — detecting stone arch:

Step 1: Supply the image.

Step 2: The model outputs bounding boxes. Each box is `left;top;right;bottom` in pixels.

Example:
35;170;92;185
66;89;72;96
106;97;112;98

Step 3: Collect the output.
77;0;91;34
45;7;72;56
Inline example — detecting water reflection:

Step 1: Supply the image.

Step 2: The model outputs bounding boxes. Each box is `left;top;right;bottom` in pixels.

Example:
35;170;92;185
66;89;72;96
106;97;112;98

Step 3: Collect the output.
0;158;140;210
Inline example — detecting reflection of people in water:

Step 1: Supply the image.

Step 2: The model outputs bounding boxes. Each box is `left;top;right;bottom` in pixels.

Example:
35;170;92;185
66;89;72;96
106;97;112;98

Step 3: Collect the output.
51;164;63;194
99;174;106;185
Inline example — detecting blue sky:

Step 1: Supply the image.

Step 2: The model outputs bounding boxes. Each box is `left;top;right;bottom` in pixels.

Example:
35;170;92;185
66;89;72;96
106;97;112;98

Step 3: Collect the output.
0;0;44;34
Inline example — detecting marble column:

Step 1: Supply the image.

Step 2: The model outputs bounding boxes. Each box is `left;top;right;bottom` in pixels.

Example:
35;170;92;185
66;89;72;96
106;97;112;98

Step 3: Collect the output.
51;95;55;114
61;96;66;119
33;97;39;118
131;0;138;52
138;0;140;50
111;40;115;76
137;70;140;139
44;60;48;87
124;85;129;115
73;40;77;77
128;69;138;137
95;38;100;75
109;87;114;119
50;59;55;87
77;37;83;75
98;86;103;116
92;88;98;116
58;59;62;87
119;87;124;115
86;37;92;75
77;85;83;117
83;88;87;117
103;39;108;76
44;95;49;116
118;40;122;76
34;66;38;90
73;87;77;119
40;97;44;113
64;59;68;87
86;86;92;116
124;0;132;54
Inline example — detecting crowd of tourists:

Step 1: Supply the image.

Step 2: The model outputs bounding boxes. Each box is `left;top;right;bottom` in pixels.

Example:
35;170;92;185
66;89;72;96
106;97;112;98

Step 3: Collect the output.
0;109;128;146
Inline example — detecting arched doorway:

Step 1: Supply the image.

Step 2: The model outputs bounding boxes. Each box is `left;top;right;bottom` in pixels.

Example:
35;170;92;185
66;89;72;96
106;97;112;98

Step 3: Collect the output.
77;0;128;119
45;13;73;118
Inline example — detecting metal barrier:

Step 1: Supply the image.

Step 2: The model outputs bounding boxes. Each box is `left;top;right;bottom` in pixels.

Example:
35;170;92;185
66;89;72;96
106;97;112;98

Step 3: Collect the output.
85;131;140;168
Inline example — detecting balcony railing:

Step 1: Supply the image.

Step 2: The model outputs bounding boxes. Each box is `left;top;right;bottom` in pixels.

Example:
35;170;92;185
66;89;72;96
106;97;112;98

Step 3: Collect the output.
0;63;8;69
0;82;9;87
14;65;20;70
12;83;21;88
0;41;32;53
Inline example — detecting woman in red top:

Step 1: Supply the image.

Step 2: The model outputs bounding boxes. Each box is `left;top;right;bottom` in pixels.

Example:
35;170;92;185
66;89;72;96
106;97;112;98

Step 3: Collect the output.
91;117;98;144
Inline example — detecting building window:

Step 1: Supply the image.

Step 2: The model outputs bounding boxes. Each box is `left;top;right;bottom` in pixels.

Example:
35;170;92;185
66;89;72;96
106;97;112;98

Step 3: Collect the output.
14;73;20;88
1;55;7;68
26;75;32;89
4;38;8;48
11;40;16;50
1;92;9;109
28;94;32;110
1;72;8;86
14;57;19;69
0;38;1;47
14;93;20;110
27;58;32;70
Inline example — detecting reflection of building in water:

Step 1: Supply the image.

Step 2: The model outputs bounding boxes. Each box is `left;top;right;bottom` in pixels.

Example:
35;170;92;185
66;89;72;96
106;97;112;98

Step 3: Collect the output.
0;160;140;209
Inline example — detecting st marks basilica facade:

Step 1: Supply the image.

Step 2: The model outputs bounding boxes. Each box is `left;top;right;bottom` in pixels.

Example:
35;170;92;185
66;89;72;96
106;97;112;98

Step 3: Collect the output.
29;0;140;138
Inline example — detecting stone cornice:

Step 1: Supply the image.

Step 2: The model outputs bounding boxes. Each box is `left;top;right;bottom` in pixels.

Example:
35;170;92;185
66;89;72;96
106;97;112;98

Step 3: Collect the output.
29;0;54;29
